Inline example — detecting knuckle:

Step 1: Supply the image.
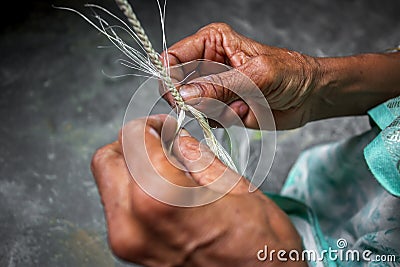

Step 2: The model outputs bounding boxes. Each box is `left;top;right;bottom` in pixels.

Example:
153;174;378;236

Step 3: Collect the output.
195;79;219;100
202;83;218;100
238;55;276;90
123;119;146;136
196;174;213;185
254;54;269;66
209;22;232;32
208;73;238;103
248;55;276;85
108;231;130;259
198;22;232;36
108;228;144;262
90;145;111;172
132;188;173;220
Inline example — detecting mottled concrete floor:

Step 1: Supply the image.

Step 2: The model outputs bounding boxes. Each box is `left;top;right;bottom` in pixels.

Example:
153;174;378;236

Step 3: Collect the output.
0;0;399;266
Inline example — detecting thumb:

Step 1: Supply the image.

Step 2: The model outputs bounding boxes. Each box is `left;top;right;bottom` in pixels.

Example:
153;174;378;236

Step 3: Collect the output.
172;129;250;194
178;62;265;120
179;67;252;105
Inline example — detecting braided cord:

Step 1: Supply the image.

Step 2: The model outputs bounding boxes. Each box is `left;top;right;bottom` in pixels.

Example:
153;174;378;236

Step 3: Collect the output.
114;0;237;171
114;0;185;109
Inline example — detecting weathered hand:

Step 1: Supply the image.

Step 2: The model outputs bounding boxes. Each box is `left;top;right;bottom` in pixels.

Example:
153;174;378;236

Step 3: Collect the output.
161;23;321;130
91;114;305;266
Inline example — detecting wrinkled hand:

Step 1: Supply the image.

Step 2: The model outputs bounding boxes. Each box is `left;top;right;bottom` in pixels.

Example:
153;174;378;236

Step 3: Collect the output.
91;114;305;267
161;23;321;130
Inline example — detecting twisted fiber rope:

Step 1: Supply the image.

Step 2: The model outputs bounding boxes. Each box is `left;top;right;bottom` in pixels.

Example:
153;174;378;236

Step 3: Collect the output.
115;0;184;108
114;0;237;171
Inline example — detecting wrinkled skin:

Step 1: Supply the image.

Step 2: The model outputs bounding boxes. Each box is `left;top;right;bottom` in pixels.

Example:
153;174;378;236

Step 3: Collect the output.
90;22;323;267
161;23;321;130
92;21;400;267
91;114;306;267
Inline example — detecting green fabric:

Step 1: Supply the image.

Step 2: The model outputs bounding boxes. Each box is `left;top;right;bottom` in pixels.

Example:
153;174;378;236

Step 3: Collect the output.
367;96;400;130
277;96;400;266
266;193;337;267
364;96;400;197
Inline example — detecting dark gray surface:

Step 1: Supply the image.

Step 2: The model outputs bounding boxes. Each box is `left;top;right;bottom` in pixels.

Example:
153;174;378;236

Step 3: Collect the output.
0;0;399;266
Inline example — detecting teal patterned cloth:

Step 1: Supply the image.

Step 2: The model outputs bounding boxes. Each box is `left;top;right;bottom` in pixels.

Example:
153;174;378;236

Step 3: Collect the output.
273;96;400;266
365;97;400;197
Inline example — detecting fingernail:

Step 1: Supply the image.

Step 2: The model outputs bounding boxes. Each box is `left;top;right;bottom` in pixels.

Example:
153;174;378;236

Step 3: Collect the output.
238;104;248;118
179;85;201;101
149;127;160;139
179;129;191;137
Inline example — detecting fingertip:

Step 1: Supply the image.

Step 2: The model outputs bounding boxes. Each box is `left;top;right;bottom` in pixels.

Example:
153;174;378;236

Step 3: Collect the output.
179;128;191;137
229;101;249;119
216;101;249;128
173;130;204;164
160;50;181;67
175;133;202;161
